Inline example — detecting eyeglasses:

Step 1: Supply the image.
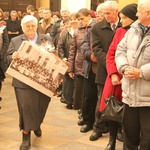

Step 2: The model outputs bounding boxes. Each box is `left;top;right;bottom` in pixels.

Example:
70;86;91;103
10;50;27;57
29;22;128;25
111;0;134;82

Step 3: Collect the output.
24;25;36;29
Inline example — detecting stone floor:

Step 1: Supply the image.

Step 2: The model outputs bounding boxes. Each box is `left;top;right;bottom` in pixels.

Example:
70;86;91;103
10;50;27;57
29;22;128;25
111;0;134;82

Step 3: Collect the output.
0;74;123;150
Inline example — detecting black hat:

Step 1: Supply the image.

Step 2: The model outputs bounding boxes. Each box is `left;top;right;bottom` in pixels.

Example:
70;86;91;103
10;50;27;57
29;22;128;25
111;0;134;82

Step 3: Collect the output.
120;3;138;21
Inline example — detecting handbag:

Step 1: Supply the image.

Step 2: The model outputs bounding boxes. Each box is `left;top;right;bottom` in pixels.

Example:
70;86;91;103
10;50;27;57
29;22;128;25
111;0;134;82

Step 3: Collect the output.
101;86;123;122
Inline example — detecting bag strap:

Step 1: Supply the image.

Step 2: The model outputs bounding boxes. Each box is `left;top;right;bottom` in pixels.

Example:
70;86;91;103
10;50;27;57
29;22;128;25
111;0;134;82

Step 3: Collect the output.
110;86;115;96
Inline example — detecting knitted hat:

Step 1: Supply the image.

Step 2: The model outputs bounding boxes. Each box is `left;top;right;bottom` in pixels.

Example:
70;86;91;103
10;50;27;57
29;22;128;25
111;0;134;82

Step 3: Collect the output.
120;3;138;21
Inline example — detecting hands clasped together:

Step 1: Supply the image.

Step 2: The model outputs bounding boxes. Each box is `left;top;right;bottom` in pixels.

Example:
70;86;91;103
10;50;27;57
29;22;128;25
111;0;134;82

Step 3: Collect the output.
124;66;141;79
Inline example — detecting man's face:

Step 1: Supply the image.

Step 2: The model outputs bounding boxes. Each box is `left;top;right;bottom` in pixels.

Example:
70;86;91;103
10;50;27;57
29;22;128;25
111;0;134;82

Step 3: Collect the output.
61;8;70;19
43;10;51;20
96;10;104;21
137;4;150;26
78;14;91;27
38;10;43;18
103;7;118;23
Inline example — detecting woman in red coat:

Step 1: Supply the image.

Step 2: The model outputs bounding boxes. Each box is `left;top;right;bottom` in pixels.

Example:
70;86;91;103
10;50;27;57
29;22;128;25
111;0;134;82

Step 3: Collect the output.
99;4;138;150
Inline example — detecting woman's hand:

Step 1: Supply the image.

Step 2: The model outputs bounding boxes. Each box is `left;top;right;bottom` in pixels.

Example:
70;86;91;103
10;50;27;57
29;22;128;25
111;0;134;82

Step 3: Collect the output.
111;74;122;85
68;72;74;79
12;51;19;60
63;58;69;66
90;54;98;62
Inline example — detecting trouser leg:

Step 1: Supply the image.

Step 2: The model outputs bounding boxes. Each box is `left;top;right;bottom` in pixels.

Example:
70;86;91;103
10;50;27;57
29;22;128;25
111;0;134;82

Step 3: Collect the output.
93;84;107;133
123;104;140;150
139;107;150;150
82;71;98;126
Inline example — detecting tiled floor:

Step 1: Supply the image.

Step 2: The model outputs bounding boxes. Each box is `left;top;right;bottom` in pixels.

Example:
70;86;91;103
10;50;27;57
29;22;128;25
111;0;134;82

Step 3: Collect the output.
0;74;123;150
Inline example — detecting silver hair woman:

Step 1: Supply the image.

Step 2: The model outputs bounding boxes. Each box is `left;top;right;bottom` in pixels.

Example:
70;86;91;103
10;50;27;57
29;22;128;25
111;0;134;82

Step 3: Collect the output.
6;15;51;150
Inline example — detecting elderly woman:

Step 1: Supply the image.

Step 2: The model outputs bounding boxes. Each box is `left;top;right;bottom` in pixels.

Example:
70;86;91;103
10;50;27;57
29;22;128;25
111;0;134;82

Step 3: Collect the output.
6;15;51;150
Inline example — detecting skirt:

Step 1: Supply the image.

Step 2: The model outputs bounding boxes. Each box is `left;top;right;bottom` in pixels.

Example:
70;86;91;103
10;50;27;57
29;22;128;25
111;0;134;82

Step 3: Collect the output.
14;87;50;131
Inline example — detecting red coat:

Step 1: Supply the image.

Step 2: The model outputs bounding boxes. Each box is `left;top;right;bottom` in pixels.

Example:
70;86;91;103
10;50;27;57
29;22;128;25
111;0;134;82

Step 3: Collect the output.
99;27;127;112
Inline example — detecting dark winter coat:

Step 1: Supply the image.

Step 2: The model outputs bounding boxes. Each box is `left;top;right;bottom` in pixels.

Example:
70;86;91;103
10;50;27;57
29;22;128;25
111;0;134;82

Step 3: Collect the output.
99;27;127;112
6;19;23;42
58;29;72;59
91;18;121;84
37;19;54;34
0;28;9;72
50;19;62;48
68;19;96;75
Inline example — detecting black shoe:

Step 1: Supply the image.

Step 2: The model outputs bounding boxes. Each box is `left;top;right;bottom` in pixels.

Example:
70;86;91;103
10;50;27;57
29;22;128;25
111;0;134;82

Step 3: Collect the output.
66;104;73;109
105;143;115;150
105;137;116;150
20;132;30;150
116;131;123;142
89;131;102;141
60;99;67;104
78;118;83;126
80;125;92;133
34;128;42;137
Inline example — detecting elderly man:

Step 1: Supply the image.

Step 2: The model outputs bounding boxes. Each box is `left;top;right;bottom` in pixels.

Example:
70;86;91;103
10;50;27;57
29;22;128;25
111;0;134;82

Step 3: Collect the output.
7;15;51;150
90;0;122;142
96;2;104;22
115;0;150;149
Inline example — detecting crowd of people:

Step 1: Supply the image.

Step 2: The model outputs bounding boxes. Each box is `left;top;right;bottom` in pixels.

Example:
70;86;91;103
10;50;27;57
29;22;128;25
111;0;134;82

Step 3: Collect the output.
0;0;150;149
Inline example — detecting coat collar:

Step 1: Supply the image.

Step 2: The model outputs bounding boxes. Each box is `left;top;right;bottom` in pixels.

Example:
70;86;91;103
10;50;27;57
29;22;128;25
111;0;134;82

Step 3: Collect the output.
20;33;45;44
100;18;122;30
78;18;97;30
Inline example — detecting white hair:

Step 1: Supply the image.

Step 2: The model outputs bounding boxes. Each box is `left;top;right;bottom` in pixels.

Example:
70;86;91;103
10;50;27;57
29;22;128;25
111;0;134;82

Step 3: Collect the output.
21;15;38;27
10;10;17;15
96;3;105;12
103;0;119;10
60;7;70;12
138;0;150;11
